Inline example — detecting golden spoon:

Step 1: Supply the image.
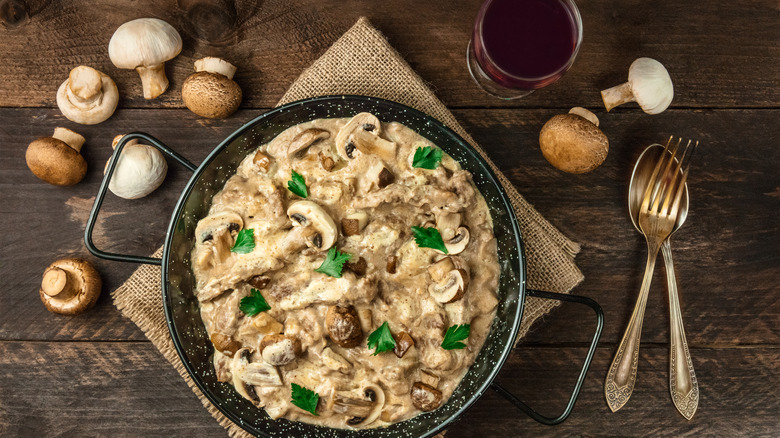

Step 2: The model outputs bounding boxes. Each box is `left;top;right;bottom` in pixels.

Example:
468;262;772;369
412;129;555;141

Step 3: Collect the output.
627;142;698;420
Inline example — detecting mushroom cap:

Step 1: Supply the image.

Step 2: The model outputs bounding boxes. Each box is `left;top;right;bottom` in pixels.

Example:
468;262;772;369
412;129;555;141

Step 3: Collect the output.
628;57;674;114
287;200;338;250
182;71;242;119
105;141;168;199
39;258;102;315
56;66;119;125
26;136;87;186
539;114;609;174
108;18;182;69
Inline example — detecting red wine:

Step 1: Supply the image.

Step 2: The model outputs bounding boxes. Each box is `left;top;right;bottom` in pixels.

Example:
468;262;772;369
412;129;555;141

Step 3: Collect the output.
473;0;581;90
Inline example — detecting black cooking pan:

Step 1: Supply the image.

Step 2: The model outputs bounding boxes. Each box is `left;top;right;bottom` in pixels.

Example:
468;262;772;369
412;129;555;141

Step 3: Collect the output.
85;95;603;437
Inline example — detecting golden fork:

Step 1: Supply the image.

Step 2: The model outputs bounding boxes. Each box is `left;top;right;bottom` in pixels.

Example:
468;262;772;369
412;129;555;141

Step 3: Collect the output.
605;137;698;413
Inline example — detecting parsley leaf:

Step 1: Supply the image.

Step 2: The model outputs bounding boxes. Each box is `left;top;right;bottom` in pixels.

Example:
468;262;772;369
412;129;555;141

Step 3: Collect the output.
412;146;443;170
239;288;270;316
411;226;448;253
290;383;319;416
287;170;308;198
230;229;255;254
367;321;396;356
441;324;471;350
314;247;353;278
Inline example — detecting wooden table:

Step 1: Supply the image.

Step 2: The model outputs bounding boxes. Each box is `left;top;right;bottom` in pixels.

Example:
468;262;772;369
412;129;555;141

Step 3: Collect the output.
1;0;778;436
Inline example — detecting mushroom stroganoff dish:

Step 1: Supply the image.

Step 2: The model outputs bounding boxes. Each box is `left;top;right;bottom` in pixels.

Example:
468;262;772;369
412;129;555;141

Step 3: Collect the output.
191;112;499;429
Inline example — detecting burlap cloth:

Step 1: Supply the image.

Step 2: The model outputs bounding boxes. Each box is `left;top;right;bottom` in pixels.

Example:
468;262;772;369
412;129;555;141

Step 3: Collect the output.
112;17;583;437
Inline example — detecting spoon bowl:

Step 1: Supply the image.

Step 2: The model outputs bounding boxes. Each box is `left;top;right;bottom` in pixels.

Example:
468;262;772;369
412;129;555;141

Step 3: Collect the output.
629;144;689;233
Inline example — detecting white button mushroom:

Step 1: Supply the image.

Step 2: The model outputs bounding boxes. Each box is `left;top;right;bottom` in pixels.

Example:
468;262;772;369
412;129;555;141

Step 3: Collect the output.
335;112;397;161
601;57;674;114
108;18;182;99
104;134;168;199
56;66;118;125
182;57;243;119
25;127;87;186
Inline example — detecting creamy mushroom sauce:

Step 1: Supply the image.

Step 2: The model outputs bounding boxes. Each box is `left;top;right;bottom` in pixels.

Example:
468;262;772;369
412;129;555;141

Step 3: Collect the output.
192;114;499;429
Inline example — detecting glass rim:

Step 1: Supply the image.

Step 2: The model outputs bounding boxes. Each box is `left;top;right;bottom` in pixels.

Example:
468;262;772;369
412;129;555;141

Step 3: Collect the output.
474;0;584;83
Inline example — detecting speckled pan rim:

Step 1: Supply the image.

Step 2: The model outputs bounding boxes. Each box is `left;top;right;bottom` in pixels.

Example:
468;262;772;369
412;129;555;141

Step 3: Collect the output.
161;95;526;437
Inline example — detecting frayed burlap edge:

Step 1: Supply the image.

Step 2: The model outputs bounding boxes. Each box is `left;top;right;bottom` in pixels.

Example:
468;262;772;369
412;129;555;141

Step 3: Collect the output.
111;16;583;438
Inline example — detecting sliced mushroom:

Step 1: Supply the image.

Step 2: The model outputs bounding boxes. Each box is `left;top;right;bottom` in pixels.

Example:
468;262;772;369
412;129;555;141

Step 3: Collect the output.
210;333;242;357
335;113;396;161
341;210;369;236
433;213;470;254
320;347;352;373
443;226;470;255
428;256;470;304
333;385;385;427
277;201;338;253
195;210;243;244
39;258;102;315
259;334;302;366
326;305;363;348
393;331;415;358
288;128;330;157
231;348;260;402
253;150;273;172
410;382;443;412
231;348;283;403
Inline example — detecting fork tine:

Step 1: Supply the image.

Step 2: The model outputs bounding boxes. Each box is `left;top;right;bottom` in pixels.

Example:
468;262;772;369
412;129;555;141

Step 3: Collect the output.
668;140;698;218
661;139;691;214
641;136;675;212
650;137;682;213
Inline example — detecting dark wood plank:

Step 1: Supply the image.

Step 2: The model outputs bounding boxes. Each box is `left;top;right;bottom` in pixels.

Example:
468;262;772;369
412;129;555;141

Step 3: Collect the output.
1;108;778;345
1;341;777;436
0;0;778;109
0;341;225;437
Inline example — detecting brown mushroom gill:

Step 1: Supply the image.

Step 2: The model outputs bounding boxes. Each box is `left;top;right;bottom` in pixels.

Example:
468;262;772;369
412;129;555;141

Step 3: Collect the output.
191;116;499;429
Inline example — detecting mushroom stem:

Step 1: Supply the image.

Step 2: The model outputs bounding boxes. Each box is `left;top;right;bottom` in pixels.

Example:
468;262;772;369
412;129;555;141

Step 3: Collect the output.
601;82;635;112
41;267;76;298
52;127;85;152
65;66;103;109
135;64;168;99
568;107;600;127
194;57;237;80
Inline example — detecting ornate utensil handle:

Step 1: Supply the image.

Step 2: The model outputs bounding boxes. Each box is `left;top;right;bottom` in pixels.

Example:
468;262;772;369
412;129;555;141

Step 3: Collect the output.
662;240;699;420
605;238;662;412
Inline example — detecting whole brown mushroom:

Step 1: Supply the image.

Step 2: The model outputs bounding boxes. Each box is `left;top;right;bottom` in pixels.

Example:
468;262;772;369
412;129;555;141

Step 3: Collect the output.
26;127;88;186
182;57;242;119
39;258;102;315
539;107;609;174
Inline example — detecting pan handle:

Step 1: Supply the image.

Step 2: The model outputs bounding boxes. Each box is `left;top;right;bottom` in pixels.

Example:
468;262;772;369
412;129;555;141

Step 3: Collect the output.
84;132;197;266
491;289;603;425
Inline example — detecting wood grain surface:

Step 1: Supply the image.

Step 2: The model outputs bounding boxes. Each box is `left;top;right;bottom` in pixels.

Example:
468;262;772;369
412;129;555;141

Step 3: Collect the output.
1;0;778;436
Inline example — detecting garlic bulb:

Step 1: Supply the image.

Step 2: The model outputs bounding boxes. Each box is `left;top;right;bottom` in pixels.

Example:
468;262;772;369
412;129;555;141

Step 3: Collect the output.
105;135;168;199
601;58;674;114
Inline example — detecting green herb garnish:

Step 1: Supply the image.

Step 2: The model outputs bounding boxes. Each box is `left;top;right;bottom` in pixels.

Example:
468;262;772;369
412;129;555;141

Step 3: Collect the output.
367;321;396;356
238;288;270;316
287;170;308;198
411;226;448;253
441;324;471;350
412;146;443;170
314;247;353;278
230;228;255;254
290;383;319;416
